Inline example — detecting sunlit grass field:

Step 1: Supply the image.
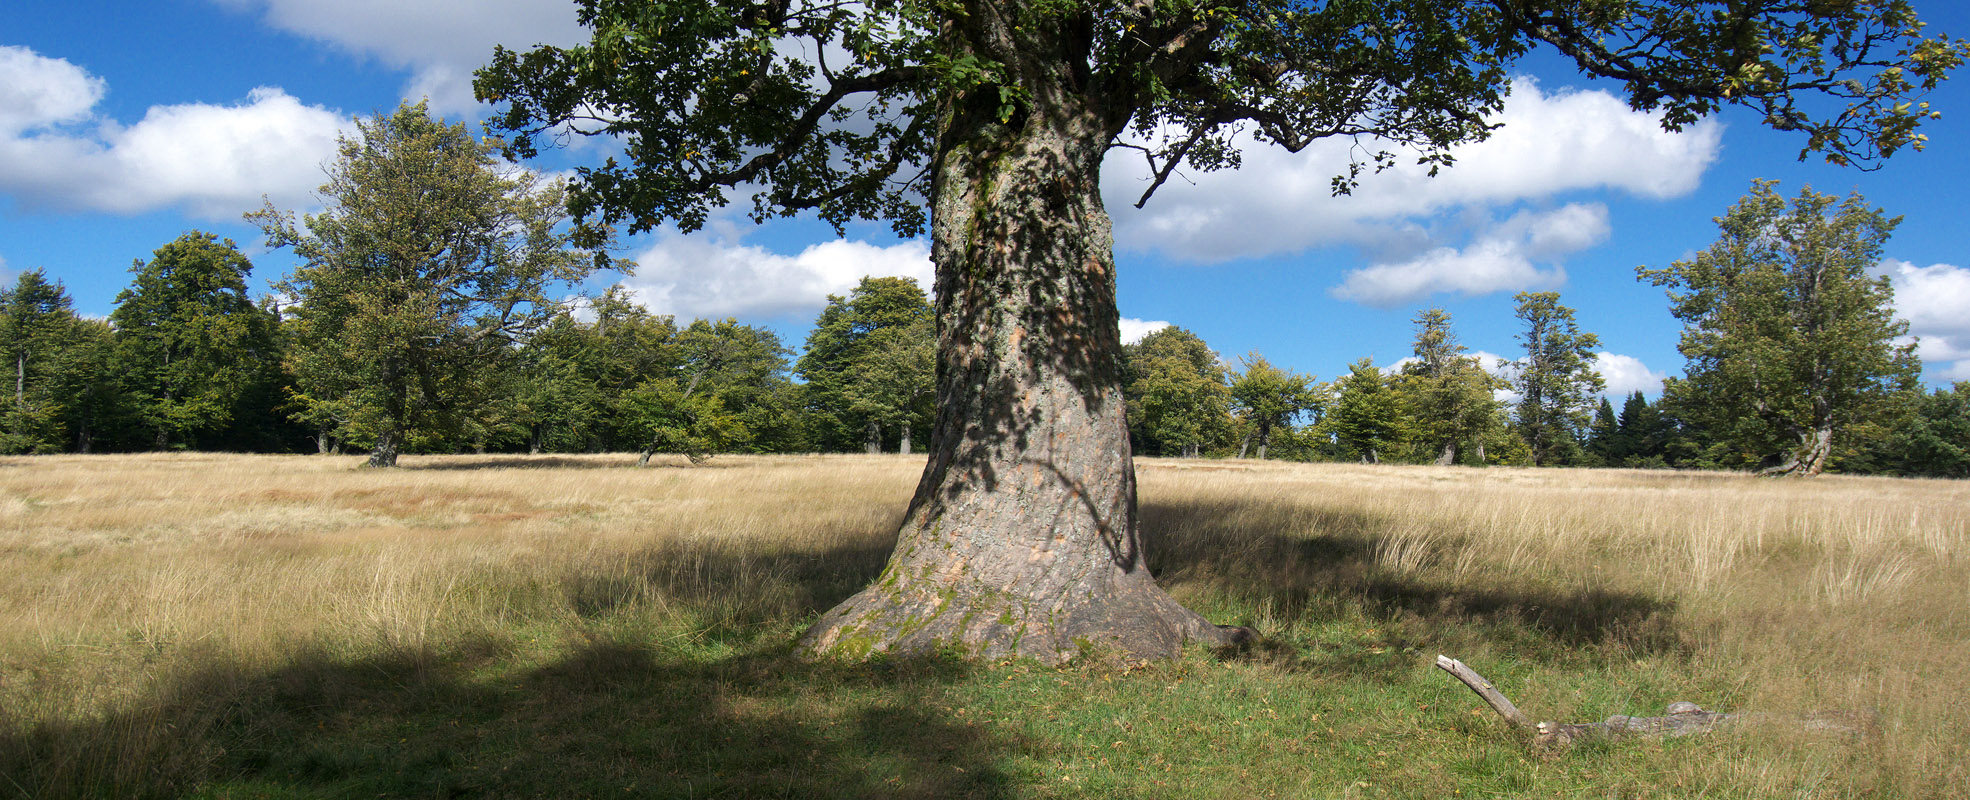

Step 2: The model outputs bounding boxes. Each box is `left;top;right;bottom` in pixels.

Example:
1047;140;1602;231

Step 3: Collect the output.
2;452;1965;798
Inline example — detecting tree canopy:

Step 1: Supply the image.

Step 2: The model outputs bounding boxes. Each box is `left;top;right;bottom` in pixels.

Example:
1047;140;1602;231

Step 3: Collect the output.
1641;181;1920;476
251;102;622;467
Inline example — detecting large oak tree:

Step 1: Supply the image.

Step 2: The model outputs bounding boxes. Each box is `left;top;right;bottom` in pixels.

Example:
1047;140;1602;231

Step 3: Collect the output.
477;0;1963;661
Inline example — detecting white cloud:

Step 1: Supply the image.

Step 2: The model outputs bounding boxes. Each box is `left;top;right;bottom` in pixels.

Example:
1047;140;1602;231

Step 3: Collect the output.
211;0;586;113
1594;352;1668;397
1879;260;1970;382
0;47;104;134
1104;77;1720;272
0;48;350;219
624;235;932;320
1330;204;1605;306
1119;318;1170;345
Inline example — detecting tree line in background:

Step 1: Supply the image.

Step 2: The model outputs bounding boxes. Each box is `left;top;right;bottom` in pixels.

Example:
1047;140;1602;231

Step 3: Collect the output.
0;105;1963;478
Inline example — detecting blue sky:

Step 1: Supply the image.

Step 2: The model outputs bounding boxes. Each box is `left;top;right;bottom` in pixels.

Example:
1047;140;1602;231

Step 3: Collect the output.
5;1;1969;395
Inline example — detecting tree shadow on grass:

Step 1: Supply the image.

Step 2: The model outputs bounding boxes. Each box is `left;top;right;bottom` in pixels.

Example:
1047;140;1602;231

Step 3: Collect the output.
3;637;1026;799
1140;497;1685;677
3;492;1679;797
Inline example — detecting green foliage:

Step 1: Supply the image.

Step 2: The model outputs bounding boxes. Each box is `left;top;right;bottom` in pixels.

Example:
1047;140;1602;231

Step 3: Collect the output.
1326;358;1411;463
478;0;1962;239
0;270;91;453
1398;308;1505;465
1509;292;1604;467
110;232;284;450
1640;181;1921;476
1124;327;1230;457
1869;382;1970;478
796;277;934;453
1227;353;1318;460
251;102;621;466
629;318;796;462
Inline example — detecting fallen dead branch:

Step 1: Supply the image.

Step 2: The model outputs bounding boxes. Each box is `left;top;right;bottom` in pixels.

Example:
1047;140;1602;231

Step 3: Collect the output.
1435;655;1873;749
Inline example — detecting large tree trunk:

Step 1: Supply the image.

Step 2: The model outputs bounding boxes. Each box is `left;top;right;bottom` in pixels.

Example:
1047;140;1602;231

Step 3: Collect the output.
1435;441;1458;466
802;27;1243;663
864;419;882;454
1760;424;1833;477
899;424;912;455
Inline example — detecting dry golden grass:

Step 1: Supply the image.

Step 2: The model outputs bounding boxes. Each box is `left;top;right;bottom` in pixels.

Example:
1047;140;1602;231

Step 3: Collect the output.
2;452;1966;797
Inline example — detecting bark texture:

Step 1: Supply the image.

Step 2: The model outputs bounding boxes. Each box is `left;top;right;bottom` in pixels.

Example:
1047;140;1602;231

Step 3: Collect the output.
802;13;1244;663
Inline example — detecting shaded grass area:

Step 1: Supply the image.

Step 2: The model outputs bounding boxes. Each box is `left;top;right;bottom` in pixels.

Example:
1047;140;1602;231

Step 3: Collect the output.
1;455;1959;798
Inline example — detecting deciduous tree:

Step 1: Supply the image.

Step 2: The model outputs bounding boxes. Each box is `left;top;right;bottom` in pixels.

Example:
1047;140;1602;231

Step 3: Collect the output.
1641;182;1920;476
477;0;1965;660
1228;353;1315;460
1328;358;1410;464
797;277;934;453
1125;327;1230;458
252;102;621;467
1399;308;1503;466
111;232;280;450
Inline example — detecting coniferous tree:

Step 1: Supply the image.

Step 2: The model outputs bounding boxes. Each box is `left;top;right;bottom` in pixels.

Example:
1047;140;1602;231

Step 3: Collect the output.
1509;292;1604;466
1640;182;1920;476
0;270;87;453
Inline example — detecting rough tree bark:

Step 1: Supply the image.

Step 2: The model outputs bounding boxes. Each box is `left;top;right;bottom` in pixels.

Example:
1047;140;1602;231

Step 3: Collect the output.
801;21;1246;662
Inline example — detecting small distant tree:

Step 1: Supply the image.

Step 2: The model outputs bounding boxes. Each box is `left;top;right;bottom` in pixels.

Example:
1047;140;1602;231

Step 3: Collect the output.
1640;182;1920;476
631;318;792;465
1868;382;1970;478
1228;353;1316;460
111;232;280;450
252;102;621;466
798;277;934;452
1399;308;1505;466
1509;292;1604;466
1328;358;1410;464
0;270;86;453
1124;327;1229;458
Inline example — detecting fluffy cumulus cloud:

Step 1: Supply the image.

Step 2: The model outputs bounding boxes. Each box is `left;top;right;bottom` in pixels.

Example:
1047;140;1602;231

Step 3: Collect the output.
0;47;349;218
1330;204;1608;307
1104;78;1720;303
1119;318;1170;345
624;235;932;320
0;47;104;133
1878;259;1970;381
210;0;586;113
1594;352;1668;397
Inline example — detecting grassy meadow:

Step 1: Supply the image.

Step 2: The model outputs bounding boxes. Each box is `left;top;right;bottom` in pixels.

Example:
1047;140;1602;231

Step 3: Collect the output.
1;452;1966;798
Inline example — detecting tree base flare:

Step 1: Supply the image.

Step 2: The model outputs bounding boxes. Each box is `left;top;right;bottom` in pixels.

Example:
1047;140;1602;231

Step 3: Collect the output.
801;577;1251;664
